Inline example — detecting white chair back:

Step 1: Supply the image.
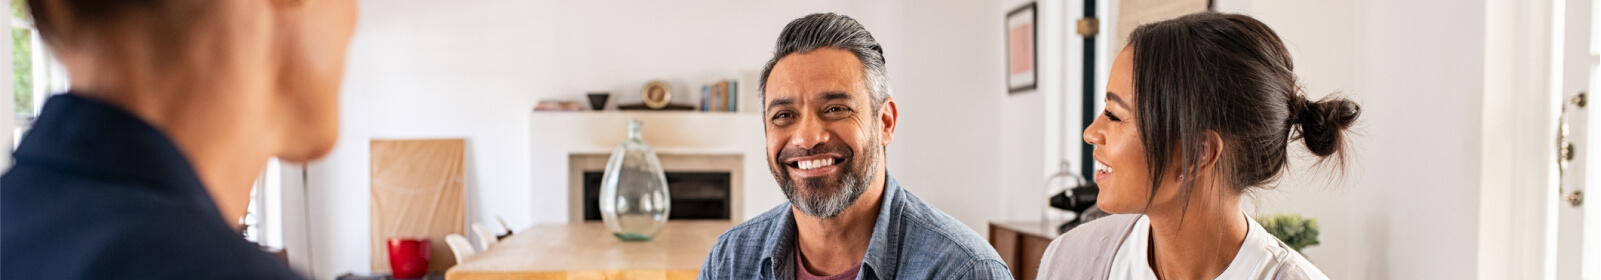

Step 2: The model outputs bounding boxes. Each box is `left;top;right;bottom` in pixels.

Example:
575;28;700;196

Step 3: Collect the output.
471;223;498;251
444;234;476;263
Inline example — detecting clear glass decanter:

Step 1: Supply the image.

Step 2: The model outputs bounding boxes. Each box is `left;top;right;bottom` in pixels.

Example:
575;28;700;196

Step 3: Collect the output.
599;118;672;241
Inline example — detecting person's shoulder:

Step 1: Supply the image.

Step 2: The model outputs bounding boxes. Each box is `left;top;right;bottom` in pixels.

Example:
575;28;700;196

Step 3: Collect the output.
1270;260;1330;280
2;186;303;279
713;201;791;248
1048;213;1141;254
90;225;305;280
3;168;189;255
1035;214;1141;279
892;188;997;257
1055;214;1141;245
883;188;1012;279
1266;237;1330;280
700;203;790;279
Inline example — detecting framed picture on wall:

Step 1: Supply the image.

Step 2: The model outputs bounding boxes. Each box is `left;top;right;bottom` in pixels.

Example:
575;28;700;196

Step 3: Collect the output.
1007;2;1038;93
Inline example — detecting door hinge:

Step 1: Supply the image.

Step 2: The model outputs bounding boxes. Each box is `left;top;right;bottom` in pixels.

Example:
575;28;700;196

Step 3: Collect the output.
1077;18;1099;37
1558;92;1586;208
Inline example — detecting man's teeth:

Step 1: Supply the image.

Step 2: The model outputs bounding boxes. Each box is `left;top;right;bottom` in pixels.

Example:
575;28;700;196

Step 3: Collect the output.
797;159;835;170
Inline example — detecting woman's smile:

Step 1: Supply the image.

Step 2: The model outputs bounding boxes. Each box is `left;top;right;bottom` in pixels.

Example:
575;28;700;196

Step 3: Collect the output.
1094;156;1114;184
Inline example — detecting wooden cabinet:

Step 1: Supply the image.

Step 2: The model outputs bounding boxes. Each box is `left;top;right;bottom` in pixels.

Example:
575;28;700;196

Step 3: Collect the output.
989;221;1062;280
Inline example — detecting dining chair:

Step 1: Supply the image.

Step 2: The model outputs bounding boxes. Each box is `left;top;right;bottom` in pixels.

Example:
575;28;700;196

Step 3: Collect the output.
471;223;498;251
444;234;476;263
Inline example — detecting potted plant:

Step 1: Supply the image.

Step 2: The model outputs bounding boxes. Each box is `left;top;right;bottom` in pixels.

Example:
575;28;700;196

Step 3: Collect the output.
1258;213;1320;253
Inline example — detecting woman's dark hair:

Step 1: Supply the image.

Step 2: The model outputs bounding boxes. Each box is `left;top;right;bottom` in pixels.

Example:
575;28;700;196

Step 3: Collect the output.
1127;12;1360;211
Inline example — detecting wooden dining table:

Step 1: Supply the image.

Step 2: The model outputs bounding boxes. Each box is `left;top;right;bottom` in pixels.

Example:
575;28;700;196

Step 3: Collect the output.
445;220;736;280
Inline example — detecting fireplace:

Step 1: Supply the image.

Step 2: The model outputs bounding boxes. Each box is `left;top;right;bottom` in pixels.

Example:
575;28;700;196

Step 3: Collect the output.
581;171;731;220
568;153;745;222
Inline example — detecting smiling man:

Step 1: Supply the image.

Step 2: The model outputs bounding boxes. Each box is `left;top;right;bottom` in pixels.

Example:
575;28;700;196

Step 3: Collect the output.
698;13;1010;280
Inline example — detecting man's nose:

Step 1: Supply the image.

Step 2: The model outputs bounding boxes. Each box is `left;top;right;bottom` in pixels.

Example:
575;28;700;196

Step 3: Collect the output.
789;115;831;149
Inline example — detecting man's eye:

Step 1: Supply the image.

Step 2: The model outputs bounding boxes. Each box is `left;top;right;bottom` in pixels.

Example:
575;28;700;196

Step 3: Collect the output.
825;106;851;113
770;112;795;126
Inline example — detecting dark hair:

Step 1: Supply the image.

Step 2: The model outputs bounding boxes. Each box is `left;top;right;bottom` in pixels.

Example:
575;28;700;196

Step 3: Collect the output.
759;13;891;113
1127;12;1360;210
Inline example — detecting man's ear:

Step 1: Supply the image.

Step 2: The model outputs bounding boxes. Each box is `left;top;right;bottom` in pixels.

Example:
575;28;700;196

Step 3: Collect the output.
878;98;898;146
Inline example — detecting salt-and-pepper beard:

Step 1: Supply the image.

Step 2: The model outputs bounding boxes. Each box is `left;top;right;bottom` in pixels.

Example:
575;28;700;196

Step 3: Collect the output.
770;132;882;219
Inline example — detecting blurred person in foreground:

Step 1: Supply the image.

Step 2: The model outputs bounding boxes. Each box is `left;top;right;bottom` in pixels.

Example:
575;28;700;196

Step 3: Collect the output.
2;0;357;279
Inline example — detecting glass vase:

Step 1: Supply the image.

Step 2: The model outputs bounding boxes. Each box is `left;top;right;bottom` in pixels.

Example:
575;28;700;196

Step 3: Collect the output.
599;118;672;241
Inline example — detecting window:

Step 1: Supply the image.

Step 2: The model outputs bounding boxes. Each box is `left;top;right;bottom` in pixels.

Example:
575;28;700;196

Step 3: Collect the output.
11;0;67;149
244;158;285;248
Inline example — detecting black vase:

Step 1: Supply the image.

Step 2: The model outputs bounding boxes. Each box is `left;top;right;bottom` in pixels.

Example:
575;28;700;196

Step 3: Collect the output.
587;92;610;111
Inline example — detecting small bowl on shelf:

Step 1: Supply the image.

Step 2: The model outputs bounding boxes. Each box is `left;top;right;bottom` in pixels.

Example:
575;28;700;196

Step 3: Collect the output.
587;92;610;111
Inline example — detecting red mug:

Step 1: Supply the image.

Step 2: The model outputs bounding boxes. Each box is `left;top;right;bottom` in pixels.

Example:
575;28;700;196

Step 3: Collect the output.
387;237;431;279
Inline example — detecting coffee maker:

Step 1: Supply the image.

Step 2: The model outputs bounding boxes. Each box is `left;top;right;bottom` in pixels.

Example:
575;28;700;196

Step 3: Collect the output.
1043;161;1105;233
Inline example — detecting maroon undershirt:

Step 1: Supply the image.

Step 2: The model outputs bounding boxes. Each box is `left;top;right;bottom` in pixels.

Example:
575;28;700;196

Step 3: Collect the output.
795;247;863;280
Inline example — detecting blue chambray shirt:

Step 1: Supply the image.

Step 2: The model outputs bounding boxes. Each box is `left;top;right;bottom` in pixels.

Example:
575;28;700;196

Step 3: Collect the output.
698;174;1012;280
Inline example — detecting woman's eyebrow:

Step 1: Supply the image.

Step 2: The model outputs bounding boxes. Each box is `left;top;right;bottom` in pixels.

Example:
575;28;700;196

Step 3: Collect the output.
1106;91;1129;109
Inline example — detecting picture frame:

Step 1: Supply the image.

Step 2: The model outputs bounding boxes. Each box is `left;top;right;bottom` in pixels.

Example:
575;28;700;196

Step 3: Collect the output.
1006;2;1038;94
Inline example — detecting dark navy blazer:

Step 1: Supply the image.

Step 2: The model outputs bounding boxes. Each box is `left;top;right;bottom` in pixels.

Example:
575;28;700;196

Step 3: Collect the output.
2;94;304;279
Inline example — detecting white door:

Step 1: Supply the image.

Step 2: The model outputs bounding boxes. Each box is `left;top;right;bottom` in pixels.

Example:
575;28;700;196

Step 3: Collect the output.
1558;0;1595;279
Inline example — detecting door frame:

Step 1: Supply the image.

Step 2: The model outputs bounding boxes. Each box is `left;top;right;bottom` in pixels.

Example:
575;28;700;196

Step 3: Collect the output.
1479;0;1566;279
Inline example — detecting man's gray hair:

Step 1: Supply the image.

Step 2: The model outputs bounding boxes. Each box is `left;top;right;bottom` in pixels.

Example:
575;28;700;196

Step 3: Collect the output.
760;13;892;112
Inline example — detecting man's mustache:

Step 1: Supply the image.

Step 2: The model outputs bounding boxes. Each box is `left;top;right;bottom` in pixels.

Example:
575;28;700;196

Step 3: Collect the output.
776;141;856;164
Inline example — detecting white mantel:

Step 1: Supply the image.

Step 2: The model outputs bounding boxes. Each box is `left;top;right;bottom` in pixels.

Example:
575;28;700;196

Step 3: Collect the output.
529;111;785;223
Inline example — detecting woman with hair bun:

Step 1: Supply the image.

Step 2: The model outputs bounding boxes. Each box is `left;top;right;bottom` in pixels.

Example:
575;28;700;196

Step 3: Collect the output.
1037;12;1358;280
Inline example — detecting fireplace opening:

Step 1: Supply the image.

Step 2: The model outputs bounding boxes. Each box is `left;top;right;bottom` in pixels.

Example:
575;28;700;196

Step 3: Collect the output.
582;171;731;220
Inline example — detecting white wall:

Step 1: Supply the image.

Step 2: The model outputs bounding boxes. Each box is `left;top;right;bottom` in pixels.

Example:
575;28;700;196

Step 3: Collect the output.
889;0;1011;233
1226;0;1359;278
993;0;1060;227
303;0;554;278
547;1;907;110
1238;0;1488;279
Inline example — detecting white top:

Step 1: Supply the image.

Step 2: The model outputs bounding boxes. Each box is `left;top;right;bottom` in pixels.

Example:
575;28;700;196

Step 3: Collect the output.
1107;214;1329;280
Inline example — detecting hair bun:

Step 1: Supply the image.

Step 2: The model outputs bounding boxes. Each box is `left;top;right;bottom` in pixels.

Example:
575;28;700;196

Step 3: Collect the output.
1293;95;1360;157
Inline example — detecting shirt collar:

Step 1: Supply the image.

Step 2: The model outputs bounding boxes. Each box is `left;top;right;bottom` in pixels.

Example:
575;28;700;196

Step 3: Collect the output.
861;174;903;279
760;173;904;280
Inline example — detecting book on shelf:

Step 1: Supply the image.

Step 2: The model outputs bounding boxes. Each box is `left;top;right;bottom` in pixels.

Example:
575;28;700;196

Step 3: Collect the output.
728;80;738;112
698;79;743;112
701;85;710;112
